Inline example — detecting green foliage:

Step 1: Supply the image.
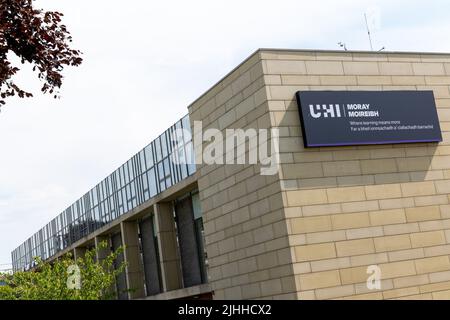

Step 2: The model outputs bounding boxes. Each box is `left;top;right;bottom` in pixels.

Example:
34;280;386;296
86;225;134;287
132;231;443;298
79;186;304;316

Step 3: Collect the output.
0;242;126;300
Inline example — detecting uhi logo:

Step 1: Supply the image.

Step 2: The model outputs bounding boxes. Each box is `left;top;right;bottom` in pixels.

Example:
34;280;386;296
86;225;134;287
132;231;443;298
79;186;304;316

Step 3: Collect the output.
309;104;342;118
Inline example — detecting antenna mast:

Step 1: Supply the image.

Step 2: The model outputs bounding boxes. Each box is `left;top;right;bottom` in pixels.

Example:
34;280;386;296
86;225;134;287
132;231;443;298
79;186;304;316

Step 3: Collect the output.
364;13;374;51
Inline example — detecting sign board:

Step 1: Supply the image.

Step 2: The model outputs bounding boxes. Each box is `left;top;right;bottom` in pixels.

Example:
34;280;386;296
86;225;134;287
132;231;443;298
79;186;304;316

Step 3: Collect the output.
295;90;442;147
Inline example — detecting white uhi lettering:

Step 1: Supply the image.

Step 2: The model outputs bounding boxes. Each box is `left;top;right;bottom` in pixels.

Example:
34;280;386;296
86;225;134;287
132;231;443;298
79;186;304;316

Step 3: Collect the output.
309;104;341;118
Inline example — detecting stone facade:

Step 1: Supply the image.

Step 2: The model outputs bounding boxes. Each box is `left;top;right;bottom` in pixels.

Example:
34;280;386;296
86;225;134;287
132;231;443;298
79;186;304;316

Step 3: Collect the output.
188;49;450;300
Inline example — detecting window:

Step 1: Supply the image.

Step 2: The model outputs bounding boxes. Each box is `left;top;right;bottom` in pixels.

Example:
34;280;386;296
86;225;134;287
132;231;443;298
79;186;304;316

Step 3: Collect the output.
139;150;146;171
145;145;154;169
175;192;207;287
161;133;168;158
142;173;150;201
182;115;191;133
120;167;125;187
148;168;157;197
123;164;129;185
155;137;162;163
128;160;135;180
185;142;195;175
139;216;162;296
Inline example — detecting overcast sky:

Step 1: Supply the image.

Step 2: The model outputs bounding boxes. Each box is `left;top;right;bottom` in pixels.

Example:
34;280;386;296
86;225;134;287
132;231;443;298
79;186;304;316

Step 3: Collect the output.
1;0;450;268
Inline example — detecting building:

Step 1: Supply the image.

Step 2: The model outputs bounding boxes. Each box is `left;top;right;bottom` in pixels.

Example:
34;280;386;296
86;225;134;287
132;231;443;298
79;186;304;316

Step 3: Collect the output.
12;48;450;300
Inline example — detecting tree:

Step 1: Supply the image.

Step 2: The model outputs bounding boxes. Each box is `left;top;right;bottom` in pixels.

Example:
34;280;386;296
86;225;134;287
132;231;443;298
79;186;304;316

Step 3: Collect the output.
0;242;126;300
0;0;82;106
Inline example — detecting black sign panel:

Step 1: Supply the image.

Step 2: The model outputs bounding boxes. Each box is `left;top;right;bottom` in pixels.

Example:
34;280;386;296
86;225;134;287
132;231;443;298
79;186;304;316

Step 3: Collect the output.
296;90;442;147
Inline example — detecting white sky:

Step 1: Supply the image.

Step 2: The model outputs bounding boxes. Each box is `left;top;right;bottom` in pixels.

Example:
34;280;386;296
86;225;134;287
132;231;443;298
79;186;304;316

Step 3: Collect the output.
1;0;450;267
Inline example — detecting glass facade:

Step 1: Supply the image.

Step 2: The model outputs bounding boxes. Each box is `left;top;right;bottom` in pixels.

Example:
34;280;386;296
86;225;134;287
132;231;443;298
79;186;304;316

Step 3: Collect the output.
11;115;195;272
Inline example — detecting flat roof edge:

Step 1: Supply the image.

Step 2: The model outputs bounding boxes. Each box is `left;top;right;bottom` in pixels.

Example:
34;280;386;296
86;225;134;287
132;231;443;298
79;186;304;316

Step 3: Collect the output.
258;48;450;56
186;47;450;111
